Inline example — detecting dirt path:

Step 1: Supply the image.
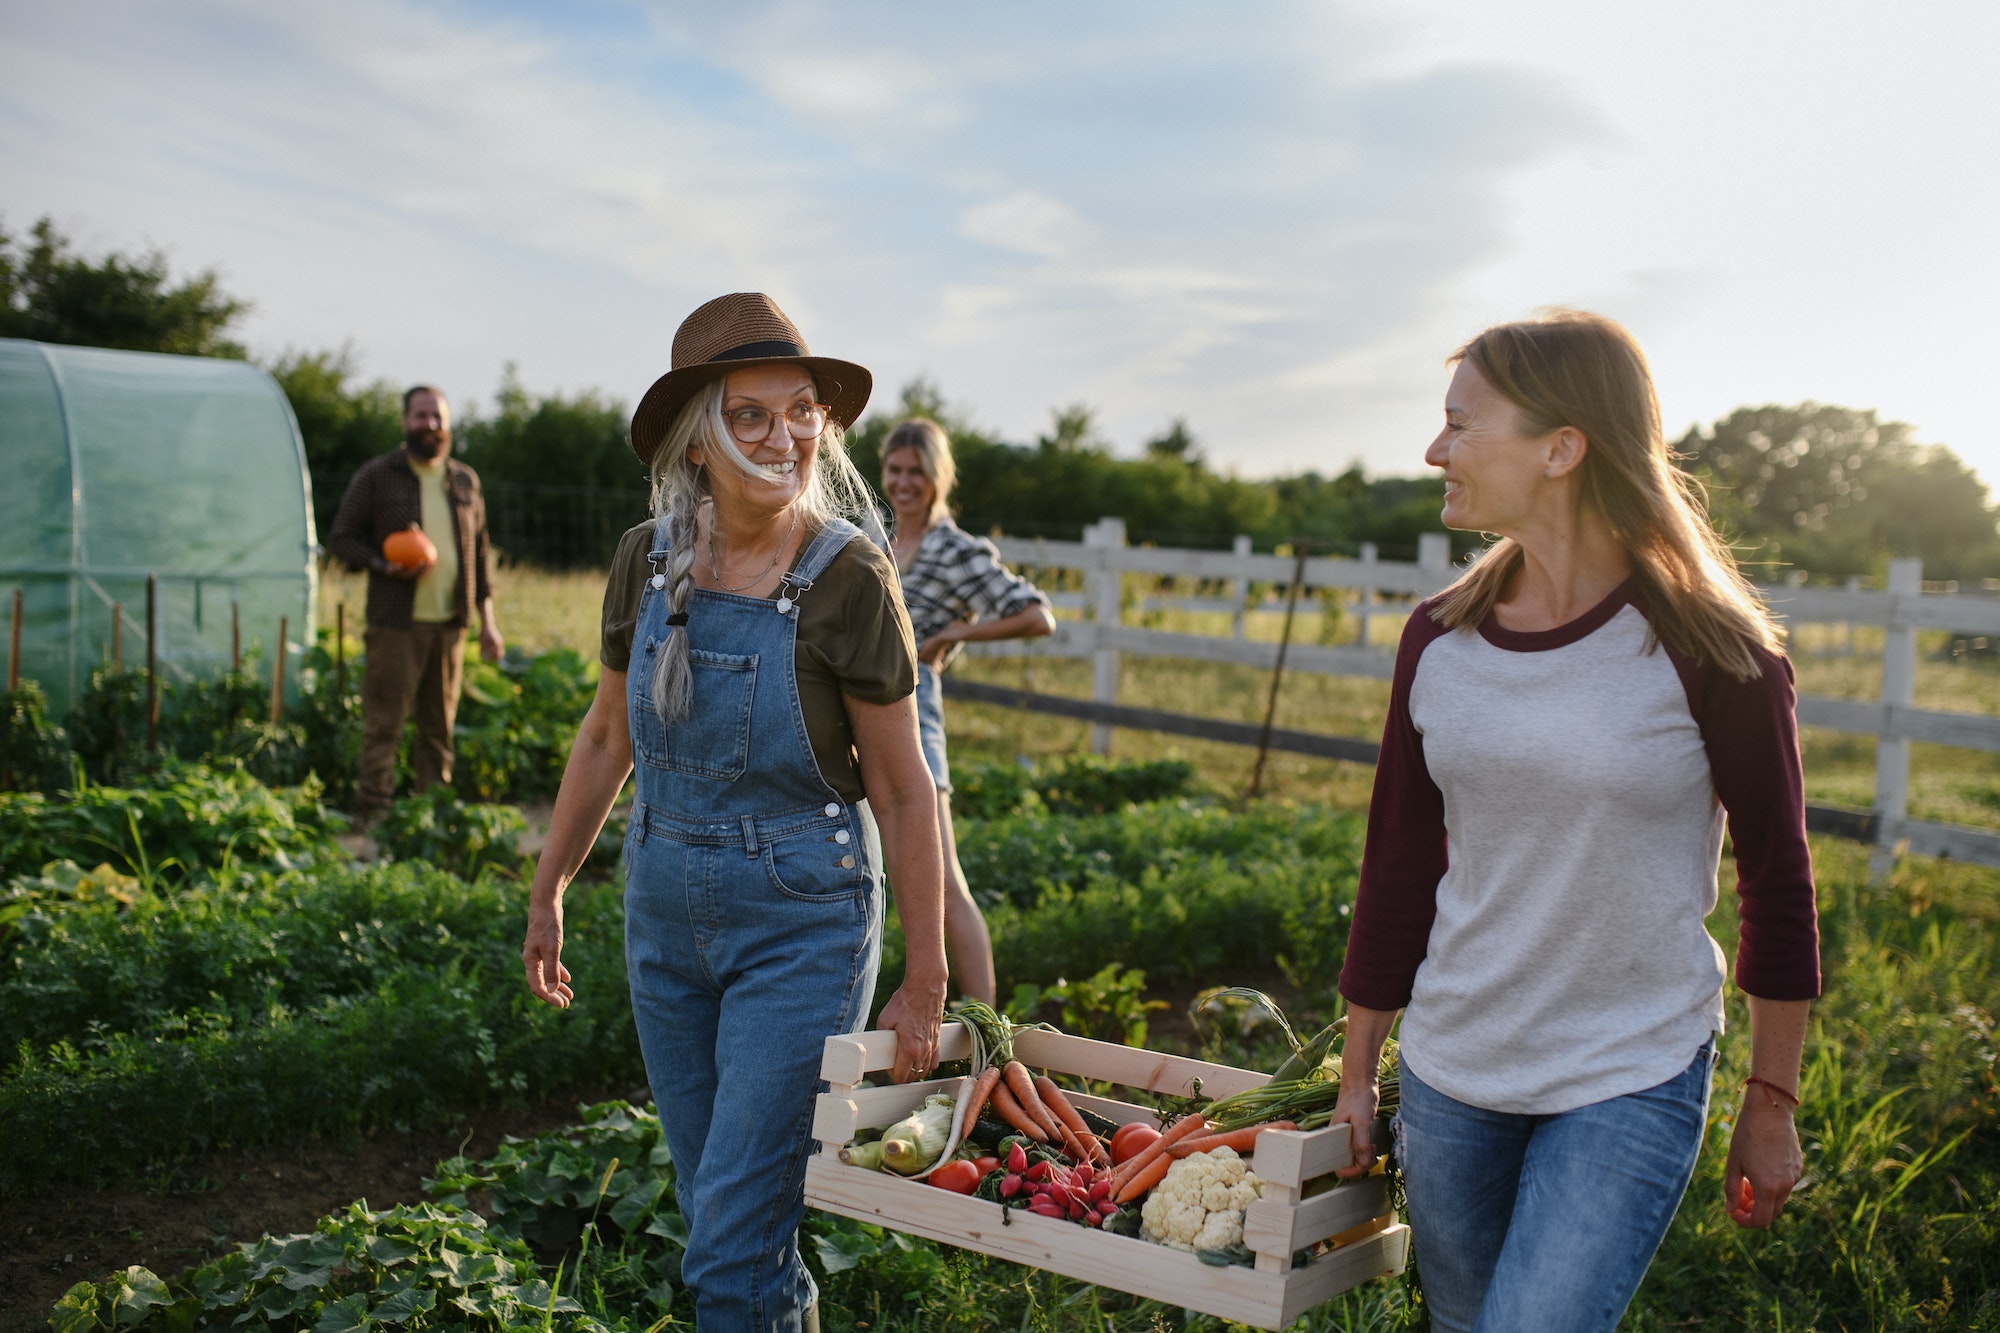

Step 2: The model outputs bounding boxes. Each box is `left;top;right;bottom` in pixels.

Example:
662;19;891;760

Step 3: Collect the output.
1;1086;633;1331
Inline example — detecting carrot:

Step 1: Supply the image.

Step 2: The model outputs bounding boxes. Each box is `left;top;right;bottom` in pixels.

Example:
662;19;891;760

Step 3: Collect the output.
1035;1075;1111;1168
989;1080;1048;1142
1052;1118;1096;1167
961;1066;1005;1131
1168;1121;1298;1158
1113;1151;1175;1205
1003;1061;1064;1141
1109;1113;1207;1192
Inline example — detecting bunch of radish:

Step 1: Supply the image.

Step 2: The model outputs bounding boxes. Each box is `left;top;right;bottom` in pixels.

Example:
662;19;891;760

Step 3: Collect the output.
993;1142;1122;1227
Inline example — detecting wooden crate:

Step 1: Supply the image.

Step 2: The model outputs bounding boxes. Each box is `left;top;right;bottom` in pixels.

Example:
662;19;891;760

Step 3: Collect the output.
804;1025;1409;1331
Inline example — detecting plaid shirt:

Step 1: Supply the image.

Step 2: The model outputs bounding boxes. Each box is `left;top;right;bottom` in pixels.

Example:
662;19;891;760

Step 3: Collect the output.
895;516;1051;668
326;449;494;626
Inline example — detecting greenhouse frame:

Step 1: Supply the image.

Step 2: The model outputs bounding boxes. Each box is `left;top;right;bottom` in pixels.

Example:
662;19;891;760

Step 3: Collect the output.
0;339;317;721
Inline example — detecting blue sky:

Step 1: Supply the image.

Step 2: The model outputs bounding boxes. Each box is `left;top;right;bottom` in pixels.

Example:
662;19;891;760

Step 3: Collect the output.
5;0;1998;488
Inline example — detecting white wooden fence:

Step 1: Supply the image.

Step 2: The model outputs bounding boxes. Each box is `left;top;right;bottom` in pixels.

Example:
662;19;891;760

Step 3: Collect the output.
954;519;2000;874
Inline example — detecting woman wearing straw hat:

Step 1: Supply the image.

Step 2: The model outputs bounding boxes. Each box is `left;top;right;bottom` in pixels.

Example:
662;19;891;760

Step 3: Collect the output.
522;293;946;1333
879;417;1055;1004
1327;311;1817;1332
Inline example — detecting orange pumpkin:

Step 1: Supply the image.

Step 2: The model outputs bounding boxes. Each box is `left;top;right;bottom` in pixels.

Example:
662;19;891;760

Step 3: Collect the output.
383;527;438;568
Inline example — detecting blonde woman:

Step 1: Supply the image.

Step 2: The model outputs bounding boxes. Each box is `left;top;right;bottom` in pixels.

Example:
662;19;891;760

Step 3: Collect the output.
522;294;946;1333
880;418;1055;1004
1327;312;1818;1332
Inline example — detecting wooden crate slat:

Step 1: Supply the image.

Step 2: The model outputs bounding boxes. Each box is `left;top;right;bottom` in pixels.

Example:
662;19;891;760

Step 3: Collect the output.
1064;1090;1160;1128
811;1075;962;1143
1249;1124;1353;1190
1242;1176;1389;1255
1275;1225;1412;1327
821;1025;975;1085
1013;1028;1269;1099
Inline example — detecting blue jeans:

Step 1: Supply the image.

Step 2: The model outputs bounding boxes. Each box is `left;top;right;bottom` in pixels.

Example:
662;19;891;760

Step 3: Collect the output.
913;663;952;792
1394;1042;1717;1333
625;808;882;1332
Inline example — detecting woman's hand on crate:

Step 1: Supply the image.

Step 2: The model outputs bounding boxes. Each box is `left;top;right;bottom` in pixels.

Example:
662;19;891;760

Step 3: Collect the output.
1328;1002;1399;1178
878;970;950;1083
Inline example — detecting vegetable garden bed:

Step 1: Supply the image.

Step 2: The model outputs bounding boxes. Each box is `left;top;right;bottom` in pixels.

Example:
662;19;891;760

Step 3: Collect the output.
805;1026;1407;1331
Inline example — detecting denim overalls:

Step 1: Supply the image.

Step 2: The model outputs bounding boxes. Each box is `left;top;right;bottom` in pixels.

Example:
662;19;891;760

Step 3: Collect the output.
624;517;883;1333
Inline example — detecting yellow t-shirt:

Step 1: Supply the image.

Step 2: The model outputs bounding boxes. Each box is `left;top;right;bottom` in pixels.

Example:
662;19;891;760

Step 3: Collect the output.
409;456;460;624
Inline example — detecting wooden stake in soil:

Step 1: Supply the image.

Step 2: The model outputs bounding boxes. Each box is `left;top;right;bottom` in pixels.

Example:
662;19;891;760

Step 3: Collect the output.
111;602;122;668
335;601;346;700
1247;544;1309;801
145;575;158;752
231;599;241;674
268;616;287;724
7;588;20;692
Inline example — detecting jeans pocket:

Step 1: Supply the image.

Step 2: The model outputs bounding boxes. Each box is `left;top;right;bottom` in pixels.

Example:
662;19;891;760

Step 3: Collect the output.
764;832;866;904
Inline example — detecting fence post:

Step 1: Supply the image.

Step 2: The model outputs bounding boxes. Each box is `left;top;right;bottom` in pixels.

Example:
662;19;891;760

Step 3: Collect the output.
1229;534;1253;640
1086;517;1126;756
1417;533;1450;579
1870;557;1922;881
145;574;158;753
269;617;288;724
8;588;20;692
1356;542;1378;648
1841;575;1862;655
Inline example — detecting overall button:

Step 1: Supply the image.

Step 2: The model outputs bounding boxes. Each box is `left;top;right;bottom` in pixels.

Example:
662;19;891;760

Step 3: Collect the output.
834;829;851;845
840;855;856;870
824;803;840;817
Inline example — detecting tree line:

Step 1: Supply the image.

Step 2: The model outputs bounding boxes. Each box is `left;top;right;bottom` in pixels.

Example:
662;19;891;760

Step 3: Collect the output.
6;213;1997;581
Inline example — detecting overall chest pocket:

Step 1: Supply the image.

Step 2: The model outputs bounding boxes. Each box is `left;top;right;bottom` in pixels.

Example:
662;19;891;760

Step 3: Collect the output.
632;645;758;780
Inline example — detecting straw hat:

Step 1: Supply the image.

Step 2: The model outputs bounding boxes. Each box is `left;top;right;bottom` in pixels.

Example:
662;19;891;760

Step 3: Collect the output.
629;292;872;467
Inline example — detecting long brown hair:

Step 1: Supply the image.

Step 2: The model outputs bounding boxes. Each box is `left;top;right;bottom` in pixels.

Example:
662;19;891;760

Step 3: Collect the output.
881;417;956;526
1430;310;1780;681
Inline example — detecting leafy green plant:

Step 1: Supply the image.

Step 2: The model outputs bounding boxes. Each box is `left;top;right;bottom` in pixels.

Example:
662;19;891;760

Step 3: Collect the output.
0;862;639;1191
453;648;595;802
1006;962;1165;1047
0;681;72;793
49;1201;604;1333
0;760;342;885
1033;756;1195;814
376;785;528;878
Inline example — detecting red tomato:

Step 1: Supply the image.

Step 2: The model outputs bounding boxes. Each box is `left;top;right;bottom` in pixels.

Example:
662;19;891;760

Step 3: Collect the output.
929;1160;982;1194
973;1156;1001;1179
1110;1123;1161;1165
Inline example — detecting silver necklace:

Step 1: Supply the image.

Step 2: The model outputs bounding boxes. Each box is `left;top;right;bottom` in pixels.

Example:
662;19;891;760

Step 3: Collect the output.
706;506;800;593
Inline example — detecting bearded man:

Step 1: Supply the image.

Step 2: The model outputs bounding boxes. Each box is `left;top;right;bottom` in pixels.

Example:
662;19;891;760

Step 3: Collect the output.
326;385;504;822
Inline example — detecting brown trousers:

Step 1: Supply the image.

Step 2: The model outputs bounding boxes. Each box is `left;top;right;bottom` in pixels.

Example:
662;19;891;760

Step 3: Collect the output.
356;621;465;815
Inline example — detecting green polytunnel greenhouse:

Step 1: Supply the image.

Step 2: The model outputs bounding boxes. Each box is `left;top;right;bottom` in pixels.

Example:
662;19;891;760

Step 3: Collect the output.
0;339;317;721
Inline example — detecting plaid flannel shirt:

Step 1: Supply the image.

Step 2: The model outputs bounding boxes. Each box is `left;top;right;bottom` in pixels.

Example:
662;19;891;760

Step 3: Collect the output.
895;516;1051;669
326;449;494;626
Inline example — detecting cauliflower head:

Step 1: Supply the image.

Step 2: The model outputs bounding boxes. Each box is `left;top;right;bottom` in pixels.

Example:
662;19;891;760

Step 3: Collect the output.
1139;1145;1265;1252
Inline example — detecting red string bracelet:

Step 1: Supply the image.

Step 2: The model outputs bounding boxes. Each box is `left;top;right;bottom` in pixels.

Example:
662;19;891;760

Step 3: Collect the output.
1744;1075;1800;1110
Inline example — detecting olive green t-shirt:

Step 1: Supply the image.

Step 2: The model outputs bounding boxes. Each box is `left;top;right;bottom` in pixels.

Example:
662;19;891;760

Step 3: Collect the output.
600;520;917;802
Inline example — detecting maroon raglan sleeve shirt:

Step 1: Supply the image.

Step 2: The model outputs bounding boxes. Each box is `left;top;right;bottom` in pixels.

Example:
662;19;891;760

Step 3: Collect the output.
1339;582;1820;1114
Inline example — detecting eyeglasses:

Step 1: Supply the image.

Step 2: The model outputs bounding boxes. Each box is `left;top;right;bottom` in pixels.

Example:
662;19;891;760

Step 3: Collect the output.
726;401;830;445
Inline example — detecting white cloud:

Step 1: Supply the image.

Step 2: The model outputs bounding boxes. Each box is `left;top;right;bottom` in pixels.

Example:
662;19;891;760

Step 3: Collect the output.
957;191;1088;258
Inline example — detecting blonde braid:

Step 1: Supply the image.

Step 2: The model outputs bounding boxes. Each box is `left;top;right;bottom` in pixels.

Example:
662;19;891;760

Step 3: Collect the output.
649;486;703;723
